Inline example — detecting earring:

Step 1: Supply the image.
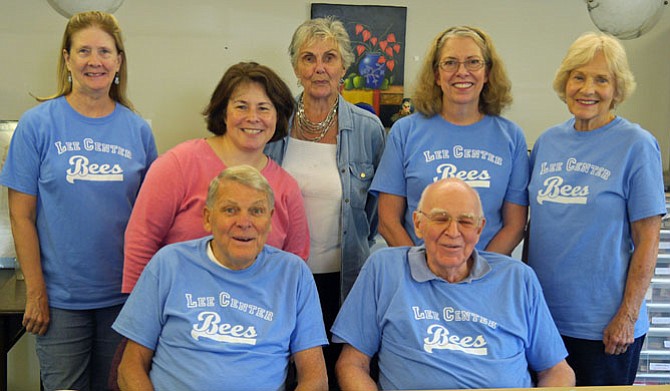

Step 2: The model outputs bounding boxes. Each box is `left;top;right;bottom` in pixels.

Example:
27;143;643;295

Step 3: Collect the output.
114;73;120;85
67;73;72;83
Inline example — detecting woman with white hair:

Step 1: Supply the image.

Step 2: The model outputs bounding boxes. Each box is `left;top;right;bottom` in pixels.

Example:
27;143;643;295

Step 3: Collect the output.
527;31;666;385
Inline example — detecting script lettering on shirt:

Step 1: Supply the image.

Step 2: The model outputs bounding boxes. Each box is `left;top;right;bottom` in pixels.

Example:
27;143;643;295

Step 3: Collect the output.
434;163;491;188
536;176;589;205
65;155;123;184
191;311;258;345
423;324;487;355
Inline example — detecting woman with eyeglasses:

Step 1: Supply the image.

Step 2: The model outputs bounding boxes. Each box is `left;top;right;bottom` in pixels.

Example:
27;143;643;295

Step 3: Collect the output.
371;26;529;255
0;11;157;390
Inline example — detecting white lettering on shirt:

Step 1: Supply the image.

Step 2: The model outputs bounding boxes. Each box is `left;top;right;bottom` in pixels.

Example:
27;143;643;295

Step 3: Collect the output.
65;155;123;184
191;311;258;345
536;176;589;205
423;324;488;355
434;163;491;188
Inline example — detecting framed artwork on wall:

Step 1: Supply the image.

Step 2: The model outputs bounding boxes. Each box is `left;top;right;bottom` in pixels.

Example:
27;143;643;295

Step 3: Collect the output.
311;3;407;127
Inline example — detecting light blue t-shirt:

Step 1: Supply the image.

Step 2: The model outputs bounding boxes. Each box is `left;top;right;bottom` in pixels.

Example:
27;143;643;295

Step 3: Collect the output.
528;116;666;340
0;96;157;309
332;246;567;389
113;238;328;391
370;114;529;249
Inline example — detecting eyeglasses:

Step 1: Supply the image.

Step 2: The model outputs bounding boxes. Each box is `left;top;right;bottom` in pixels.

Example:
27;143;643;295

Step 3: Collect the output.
438;58;486;72
417;210;481;231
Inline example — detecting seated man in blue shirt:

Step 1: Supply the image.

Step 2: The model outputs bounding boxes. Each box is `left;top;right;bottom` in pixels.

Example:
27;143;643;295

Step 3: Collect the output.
332;178;575;389
113;165;328;390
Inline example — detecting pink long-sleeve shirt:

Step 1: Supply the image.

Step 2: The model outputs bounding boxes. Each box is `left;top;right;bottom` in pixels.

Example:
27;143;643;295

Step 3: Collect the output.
122;138;309;293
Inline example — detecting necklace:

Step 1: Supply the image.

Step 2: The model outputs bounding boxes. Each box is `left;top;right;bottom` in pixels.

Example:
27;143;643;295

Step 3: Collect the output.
296;94;338;142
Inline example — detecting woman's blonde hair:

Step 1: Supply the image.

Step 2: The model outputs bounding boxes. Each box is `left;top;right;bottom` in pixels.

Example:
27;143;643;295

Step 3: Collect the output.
553;31;636;108
37;11;134;110
412;26;512;117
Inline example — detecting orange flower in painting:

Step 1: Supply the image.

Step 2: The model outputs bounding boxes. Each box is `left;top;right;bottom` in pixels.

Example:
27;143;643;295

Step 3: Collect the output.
352;24;402;62
356;45;366;56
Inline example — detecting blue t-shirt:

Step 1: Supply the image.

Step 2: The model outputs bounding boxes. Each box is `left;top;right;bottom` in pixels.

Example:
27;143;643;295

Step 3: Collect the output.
332;246;567;389
370;114;529;249
0;96;157;309
113;238;328;391
528;116;666;340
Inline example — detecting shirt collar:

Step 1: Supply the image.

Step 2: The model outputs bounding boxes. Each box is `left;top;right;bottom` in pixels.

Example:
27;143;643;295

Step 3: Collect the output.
408;246;491;284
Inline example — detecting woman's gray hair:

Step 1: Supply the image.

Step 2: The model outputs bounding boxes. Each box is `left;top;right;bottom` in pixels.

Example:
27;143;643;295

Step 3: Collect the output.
553;31;636;108
206;165;275;209
288;16;355;71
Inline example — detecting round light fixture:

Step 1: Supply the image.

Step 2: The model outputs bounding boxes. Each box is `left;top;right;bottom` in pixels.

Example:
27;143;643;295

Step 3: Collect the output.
586;0;668;39
46;0;125;18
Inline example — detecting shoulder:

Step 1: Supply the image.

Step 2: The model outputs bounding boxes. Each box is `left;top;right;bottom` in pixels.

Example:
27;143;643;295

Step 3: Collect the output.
534;121;569;147
486;116;526;140
150;237;207;272
18;98;62;124
478;251;535;280
259;245;311;275
364;246;411;274
389;113;437;136
160;138;208;163
542;119;572;136
613;117;659;145
115;104;150;124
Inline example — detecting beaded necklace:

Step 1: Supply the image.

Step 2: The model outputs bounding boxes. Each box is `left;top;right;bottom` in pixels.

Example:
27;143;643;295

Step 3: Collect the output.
296;94;338;142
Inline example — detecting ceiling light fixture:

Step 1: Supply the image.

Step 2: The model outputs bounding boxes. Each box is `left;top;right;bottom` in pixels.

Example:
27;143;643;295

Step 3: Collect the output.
46;0;125;18
586;0;668;39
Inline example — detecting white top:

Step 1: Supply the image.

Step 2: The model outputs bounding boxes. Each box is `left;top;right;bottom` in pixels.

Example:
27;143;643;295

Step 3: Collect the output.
283;137;342;273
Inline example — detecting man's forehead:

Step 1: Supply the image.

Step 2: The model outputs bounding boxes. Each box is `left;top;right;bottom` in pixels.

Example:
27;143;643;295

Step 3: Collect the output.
424;183;478;211
216;184;269;205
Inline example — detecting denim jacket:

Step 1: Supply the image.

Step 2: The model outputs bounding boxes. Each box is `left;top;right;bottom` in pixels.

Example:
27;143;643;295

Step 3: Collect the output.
265;96;386;302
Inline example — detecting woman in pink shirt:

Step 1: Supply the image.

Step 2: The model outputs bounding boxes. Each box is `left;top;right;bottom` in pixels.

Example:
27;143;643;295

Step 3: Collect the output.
122;62;309;293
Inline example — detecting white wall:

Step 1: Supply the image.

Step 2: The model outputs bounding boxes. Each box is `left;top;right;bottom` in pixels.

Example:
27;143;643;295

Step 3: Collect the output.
2;0;670;386
1;0;669;165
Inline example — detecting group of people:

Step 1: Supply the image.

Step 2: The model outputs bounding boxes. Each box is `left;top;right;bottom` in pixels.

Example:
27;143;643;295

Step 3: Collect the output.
0;8;665;391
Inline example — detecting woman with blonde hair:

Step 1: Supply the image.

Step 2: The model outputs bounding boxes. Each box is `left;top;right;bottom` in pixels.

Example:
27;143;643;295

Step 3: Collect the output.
371;26;529;256
0;11;156;390
527;31;665;385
